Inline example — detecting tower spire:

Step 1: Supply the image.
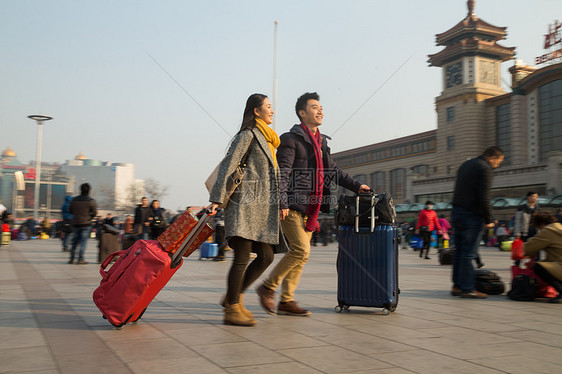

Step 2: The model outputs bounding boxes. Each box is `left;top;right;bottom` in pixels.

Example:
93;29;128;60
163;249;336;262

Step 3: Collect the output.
467;0;475;16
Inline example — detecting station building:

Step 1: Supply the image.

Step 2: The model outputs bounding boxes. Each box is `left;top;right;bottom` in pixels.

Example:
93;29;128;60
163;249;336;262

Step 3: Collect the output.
332;2;562;207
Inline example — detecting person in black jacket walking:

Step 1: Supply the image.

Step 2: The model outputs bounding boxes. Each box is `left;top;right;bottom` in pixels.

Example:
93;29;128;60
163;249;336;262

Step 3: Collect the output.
134;197;151;240
68;183;97;264
256;92;370;316
450;146;504;298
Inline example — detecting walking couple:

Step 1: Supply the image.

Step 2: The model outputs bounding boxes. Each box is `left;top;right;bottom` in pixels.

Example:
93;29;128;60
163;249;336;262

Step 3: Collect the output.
208;92;370;326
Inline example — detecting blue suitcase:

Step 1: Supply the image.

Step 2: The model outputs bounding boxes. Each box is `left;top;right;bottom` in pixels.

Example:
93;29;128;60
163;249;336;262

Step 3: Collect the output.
199;242;218;259
336;225;399;315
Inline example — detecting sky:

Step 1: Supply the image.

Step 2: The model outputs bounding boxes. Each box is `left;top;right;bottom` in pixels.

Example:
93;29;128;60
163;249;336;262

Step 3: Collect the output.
2;0;561;211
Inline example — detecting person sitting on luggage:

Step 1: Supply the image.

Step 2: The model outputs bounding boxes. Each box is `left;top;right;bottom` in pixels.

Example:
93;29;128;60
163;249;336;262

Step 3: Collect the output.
495;222;509;248
523;212;562;303
21;215;38;238
415;201;442;259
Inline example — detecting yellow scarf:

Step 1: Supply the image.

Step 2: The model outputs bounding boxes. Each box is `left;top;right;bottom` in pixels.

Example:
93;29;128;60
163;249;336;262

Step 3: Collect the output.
255;118;280;168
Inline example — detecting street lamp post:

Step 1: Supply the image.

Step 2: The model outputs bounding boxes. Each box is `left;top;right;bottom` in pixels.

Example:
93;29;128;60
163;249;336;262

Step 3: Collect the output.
28;115;52;219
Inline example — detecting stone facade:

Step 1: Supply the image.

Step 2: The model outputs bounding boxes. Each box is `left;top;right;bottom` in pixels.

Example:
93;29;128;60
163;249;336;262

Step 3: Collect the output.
332;4;562;204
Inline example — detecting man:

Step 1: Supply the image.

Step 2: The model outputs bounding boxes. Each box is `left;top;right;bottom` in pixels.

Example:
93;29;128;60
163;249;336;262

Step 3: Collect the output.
134;197;151;240
256;92;370;316
68;183;97;264
514;191;539;242
451;146;504;298
415;201;442;259
103;213;115;227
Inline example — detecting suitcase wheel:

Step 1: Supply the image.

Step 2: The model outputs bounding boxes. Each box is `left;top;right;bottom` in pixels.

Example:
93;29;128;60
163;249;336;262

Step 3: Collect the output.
132;308;147;324
334;304;350;313
382;308;390;316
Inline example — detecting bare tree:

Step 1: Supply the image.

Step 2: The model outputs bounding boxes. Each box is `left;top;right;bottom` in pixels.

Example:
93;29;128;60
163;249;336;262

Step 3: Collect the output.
144;178;169;203
96;184;117;210
120;183;142;213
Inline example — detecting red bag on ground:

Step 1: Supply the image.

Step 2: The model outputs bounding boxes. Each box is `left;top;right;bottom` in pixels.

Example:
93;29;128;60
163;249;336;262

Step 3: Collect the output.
511;238;524;261
511;260;559;299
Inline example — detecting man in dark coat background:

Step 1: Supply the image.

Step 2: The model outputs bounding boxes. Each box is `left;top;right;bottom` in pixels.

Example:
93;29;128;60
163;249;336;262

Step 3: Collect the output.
68;183;97;264
451;146;504;298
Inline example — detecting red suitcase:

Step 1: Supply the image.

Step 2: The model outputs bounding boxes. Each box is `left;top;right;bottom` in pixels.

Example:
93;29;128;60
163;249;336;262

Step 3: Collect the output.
93;212;213;328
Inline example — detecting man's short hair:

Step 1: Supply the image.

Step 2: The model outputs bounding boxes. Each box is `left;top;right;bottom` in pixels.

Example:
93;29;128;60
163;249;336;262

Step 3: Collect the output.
295;92;320;121
526;191;537;197
482;146;504;159
80;183;91;195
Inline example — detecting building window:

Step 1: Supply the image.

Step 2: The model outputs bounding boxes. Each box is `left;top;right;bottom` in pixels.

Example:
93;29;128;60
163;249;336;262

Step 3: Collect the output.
496;103;511;165
390;168;406;200
447;165;454;175
447;136;455;151
370;171;385;193
411;165;429;177
354;154;367;163
447;107;455;122
538;79;562;163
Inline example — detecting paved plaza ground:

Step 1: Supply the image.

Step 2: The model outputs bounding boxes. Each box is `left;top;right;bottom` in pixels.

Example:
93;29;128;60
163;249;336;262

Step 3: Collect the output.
1;237;561;374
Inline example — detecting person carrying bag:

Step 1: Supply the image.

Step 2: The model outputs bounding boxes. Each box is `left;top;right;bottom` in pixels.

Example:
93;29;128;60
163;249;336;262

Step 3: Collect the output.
208;93;287;327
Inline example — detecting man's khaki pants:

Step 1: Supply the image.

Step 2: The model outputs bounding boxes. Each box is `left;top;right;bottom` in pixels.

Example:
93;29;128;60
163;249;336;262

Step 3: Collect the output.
264;210;312;302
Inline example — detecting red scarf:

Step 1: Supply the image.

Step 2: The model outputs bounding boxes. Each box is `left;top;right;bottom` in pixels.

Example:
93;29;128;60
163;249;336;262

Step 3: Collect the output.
301;123;324;232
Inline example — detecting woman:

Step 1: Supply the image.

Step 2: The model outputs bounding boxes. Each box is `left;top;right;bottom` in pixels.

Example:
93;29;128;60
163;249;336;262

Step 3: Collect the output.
209;93;284;326
415;201;442;259
524;212;562;303
149;200;167;239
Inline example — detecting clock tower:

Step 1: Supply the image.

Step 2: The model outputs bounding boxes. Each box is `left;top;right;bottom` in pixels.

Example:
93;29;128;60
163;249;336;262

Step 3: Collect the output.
428;0;515;174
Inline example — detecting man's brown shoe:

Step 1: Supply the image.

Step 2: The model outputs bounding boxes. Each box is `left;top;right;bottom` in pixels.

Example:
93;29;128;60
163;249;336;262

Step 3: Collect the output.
256;284;276;315
277;301;311;316
451;287;461;296
460;290;488;299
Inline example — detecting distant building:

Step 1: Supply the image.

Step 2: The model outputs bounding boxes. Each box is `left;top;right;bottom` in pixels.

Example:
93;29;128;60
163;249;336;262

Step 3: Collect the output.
0;147;71;219
60;153;144;212
332;2;562;204
0;148;144;218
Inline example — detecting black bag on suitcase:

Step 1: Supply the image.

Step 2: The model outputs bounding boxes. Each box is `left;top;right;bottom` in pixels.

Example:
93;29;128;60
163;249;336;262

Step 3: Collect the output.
335;192;396;227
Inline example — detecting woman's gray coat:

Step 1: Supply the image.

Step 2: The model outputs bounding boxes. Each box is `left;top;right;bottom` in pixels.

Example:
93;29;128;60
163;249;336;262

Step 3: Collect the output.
210;127;285;247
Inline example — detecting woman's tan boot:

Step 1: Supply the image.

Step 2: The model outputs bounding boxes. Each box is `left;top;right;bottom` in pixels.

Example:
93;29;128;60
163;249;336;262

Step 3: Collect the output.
221;294;254;319
239;294;254;319
224;303;256;326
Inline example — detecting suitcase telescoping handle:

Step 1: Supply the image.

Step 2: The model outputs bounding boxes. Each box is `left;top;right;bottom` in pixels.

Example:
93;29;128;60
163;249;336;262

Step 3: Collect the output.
171;210;213;266
355;191;377;234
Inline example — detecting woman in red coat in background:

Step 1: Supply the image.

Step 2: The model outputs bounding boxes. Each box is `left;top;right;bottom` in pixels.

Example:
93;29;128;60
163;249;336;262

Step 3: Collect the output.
415;201;442;259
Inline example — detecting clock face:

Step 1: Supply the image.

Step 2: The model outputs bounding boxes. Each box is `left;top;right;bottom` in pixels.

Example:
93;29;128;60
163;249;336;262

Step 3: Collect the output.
446;62;463;88
480;61;497;85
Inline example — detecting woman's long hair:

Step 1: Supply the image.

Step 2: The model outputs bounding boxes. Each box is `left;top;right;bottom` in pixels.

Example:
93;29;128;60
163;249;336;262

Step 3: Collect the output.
239;93;268;132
